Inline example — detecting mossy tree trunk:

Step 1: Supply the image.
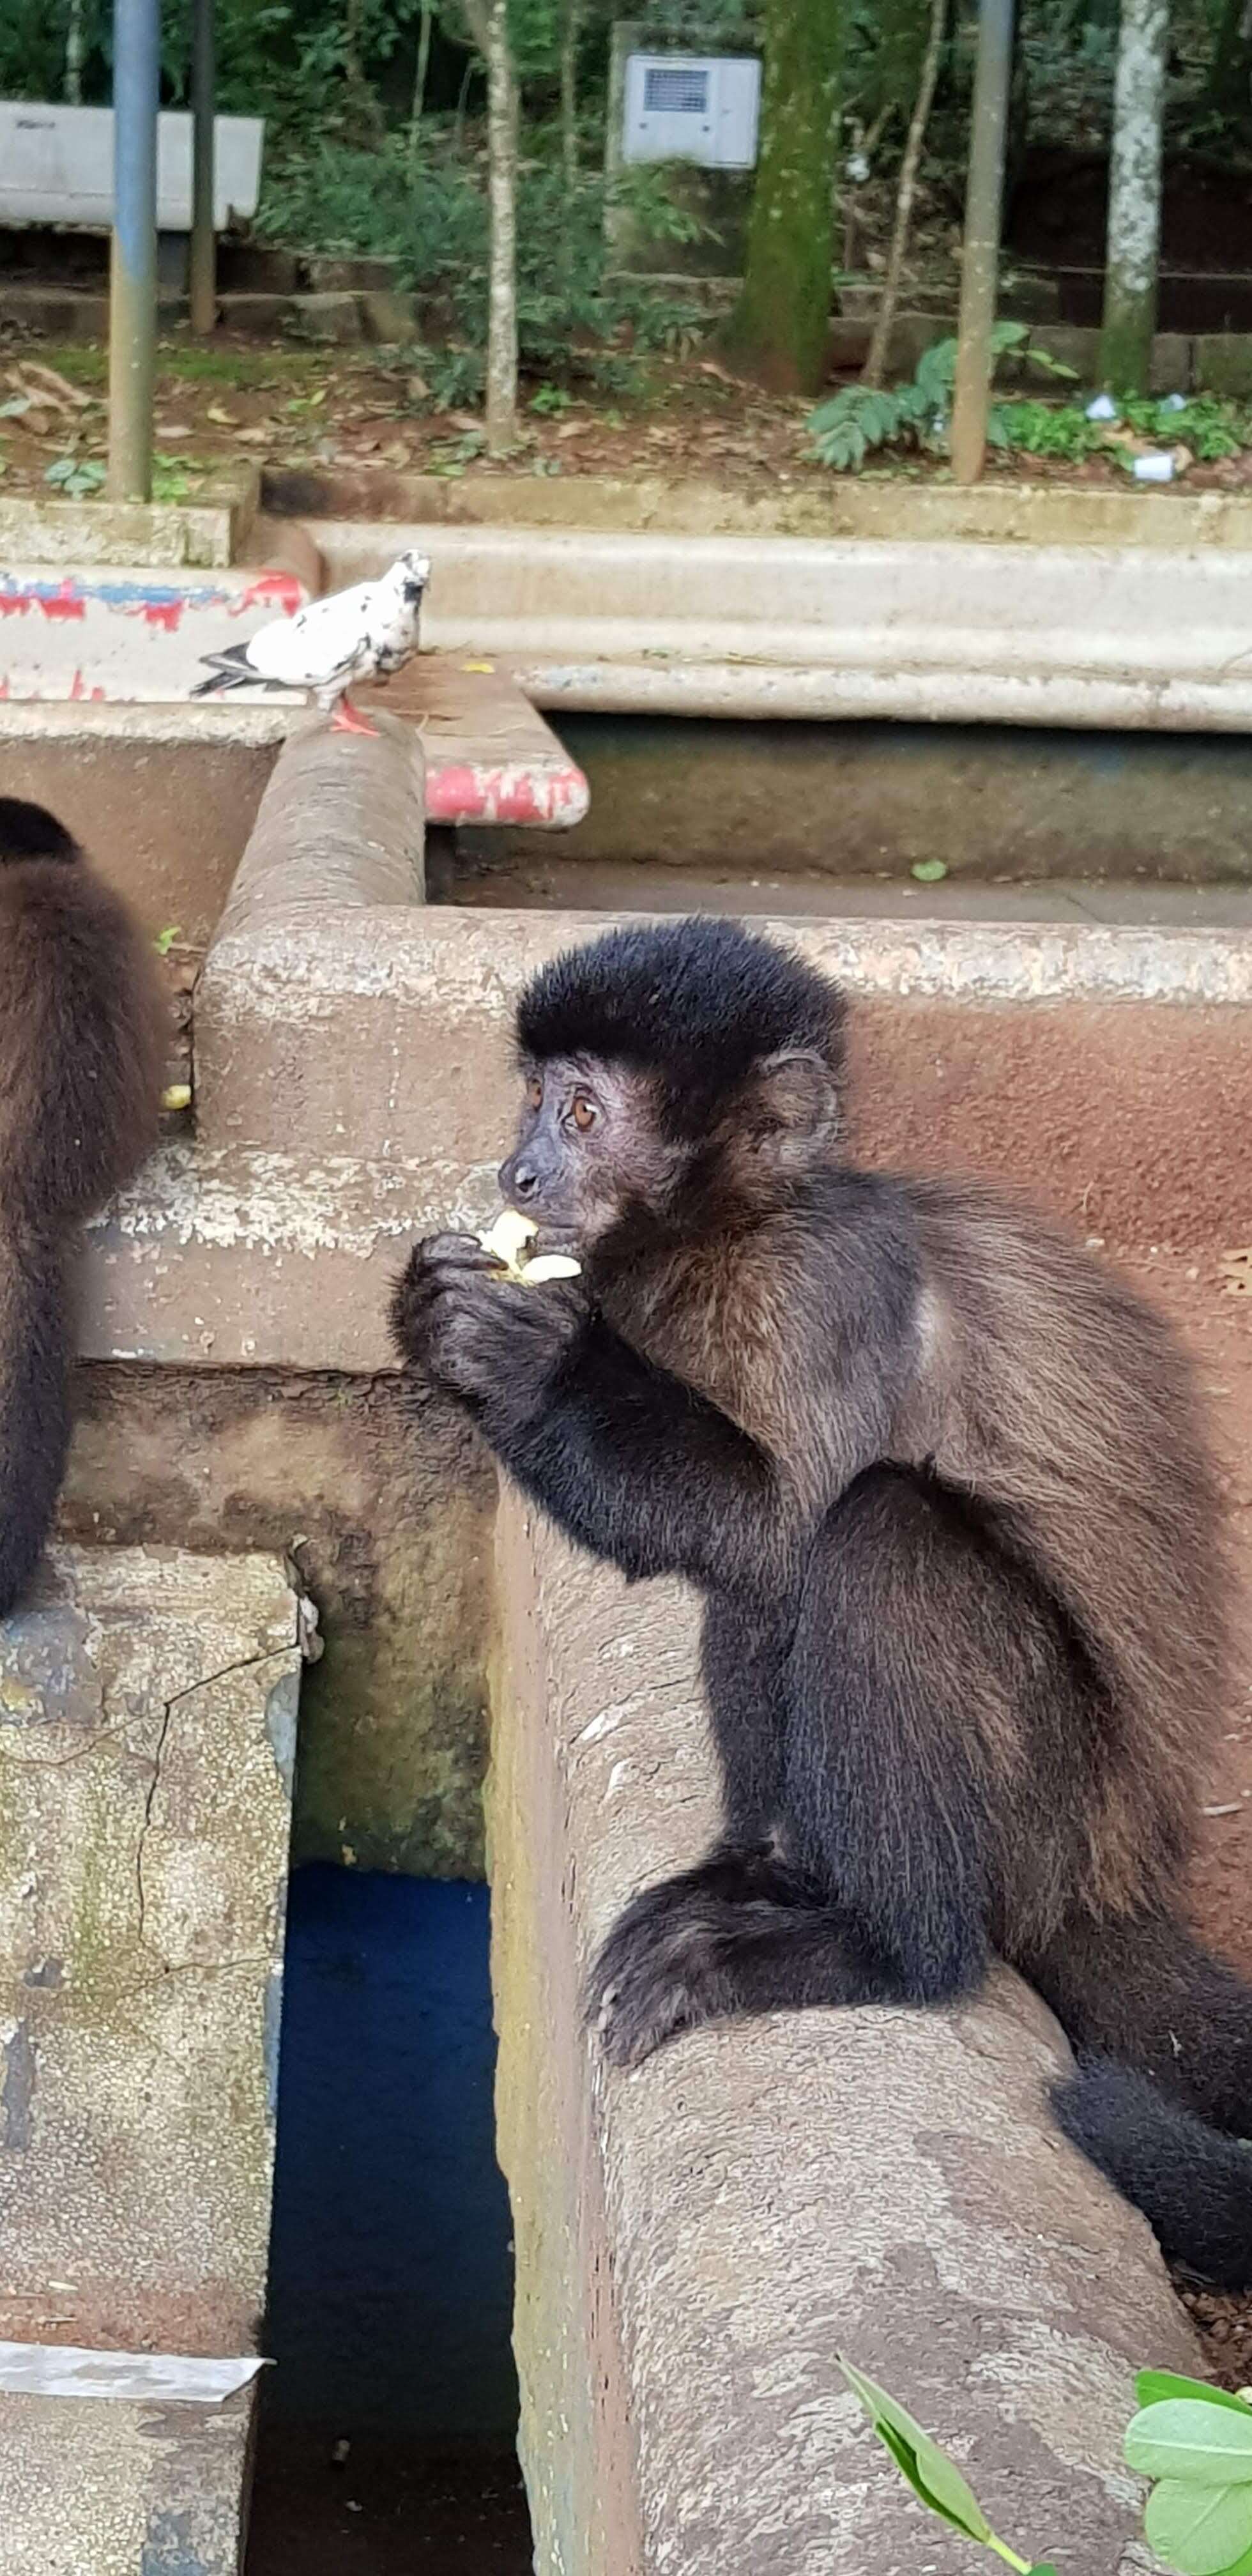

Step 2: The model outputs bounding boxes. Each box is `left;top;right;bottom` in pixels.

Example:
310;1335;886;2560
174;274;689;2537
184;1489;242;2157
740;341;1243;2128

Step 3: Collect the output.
722;0;842;394
1099;0;1169;393
1207;0;1252;128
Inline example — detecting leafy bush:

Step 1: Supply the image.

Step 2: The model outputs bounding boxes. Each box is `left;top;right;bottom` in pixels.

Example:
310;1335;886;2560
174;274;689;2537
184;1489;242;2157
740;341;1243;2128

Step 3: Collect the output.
257;135;708;399
809;330;1252;474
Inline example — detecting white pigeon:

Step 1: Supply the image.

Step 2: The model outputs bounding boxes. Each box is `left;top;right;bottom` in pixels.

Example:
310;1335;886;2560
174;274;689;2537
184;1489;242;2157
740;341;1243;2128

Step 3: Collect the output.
192;549;431;735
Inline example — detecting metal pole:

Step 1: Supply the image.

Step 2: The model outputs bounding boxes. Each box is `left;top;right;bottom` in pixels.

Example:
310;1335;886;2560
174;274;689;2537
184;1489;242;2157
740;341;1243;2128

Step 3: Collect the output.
190;0;217;335
949;0;1015;486
108;0;160;501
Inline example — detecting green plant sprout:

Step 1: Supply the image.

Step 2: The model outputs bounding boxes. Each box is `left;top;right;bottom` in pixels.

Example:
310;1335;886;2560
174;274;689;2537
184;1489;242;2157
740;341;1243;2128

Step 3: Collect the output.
840;2357;1252;2575
837;2359;1057;2572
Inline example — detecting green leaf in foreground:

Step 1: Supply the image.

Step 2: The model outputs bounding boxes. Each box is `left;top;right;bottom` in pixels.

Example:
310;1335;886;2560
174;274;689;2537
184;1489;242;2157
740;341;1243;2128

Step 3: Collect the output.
1126;2400;1252;2483
837;2356;991;2544
1136;2374;1252;2419
1143;2476;1252;2575
912;859;949;882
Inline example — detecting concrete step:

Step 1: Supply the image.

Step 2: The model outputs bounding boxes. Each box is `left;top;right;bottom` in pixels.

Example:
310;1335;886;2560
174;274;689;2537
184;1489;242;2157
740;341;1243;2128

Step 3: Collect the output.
310;516;1252;730
0;2351;263;2576
0;1545;305;2570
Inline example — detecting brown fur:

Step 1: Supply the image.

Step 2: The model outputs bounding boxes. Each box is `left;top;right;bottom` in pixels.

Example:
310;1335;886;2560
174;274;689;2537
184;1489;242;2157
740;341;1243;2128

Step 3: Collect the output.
0;805;165;1613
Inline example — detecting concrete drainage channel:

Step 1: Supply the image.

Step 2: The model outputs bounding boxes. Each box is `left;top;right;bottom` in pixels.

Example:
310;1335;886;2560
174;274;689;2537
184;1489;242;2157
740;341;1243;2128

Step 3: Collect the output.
4;503;1252;2565
72;805;1252;2566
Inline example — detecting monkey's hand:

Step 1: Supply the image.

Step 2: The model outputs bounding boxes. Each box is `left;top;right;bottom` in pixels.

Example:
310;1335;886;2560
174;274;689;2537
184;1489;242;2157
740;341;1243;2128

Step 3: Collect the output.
390;1232;588;1415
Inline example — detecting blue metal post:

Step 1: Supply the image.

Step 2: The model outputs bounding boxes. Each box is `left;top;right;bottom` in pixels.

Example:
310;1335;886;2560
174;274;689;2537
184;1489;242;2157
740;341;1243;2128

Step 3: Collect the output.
108;0;160;501
190;0;217;335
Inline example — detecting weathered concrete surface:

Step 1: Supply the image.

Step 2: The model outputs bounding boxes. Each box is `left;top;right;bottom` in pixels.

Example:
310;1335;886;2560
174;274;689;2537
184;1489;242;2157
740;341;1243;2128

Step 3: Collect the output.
211;712;426;938
0;705;278;943
514;711;1252;885
62;1372;494;1878
91;914;1250;1281
314;520;1252;730
490;1495;1201;2576
0;2381;256;2576
0;464;258;568
296;477;1252;548
0;1546;301;2354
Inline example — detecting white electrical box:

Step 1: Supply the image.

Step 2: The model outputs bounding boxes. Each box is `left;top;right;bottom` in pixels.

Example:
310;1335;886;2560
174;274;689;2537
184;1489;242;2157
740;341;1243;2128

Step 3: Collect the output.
0;103;264;232
622;54;761;171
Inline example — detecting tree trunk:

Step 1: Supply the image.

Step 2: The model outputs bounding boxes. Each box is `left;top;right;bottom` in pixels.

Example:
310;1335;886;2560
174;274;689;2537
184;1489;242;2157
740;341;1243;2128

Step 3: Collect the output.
1207;0;1252;126
862;0;947;387
869;0;931;124
343;0;388;146
561;0;581;194
1099;0;1168;392
65;0;86;102
722;0;842;394
408;2;434;171
465;0;519;453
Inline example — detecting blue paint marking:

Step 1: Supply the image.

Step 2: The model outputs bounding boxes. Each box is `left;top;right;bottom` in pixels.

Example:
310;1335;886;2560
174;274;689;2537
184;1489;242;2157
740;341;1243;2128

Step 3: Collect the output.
264;1867;517;2441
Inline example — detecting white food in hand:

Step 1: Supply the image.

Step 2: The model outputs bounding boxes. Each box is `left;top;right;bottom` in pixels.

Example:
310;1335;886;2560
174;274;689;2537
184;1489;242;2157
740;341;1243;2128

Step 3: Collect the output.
478;1209;581;1284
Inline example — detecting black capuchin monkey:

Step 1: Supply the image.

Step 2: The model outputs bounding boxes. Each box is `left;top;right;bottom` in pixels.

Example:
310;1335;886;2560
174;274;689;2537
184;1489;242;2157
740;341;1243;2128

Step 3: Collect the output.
0;799;165;1616
391;914;1252;2290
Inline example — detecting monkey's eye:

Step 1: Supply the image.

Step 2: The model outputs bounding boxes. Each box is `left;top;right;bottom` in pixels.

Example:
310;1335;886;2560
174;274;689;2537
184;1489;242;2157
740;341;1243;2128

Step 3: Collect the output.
570;1094;597;1134
526;1077;543;1112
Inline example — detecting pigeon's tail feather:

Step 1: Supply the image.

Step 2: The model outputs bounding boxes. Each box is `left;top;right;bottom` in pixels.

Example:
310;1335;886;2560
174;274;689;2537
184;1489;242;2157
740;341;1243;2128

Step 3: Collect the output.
192;643;258;698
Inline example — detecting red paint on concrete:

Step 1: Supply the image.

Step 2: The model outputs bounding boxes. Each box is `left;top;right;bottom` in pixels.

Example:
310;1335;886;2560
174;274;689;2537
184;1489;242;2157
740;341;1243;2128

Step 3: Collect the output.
40;581;87;624
139;600;185;633
426;760;589;829
235;572;304;618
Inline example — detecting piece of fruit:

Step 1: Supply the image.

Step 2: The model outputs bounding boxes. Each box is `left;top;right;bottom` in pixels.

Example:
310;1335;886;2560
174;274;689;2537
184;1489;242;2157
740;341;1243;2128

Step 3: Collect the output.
477;1209;581;1285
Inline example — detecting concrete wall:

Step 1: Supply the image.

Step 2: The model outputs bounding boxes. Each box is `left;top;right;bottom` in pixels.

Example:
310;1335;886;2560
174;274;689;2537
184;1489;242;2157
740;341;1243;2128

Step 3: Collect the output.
490;1496;1202;2576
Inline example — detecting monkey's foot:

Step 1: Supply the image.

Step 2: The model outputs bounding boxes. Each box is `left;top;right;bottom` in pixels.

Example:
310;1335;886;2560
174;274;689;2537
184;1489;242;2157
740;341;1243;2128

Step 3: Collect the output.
585;1852;800;2069
329;696;379;737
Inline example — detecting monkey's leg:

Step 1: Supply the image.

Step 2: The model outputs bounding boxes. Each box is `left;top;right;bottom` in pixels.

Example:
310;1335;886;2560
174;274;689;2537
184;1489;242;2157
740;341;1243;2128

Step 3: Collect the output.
590;1467;1030;2067
701;1595;791;1844
586;1848;901;2070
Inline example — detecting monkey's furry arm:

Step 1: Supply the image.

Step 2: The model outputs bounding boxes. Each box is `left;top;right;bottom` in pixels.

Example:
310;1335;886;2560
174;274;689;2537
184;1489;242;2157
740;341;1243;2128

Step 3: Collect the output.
392;1241;803;1595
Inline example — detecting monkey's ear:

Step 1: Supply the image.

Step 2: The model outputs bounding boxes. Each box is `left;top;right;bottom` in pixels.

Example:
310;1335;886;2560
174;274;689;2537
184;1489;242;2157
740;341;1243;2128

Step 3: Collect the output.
749;1050;840;1149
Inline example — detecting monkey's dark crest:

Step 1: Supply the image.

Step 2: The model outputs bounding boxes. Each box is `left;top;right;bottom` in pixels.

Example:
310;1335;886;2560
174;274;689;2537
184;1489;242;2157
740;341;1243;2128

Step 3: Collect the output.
0;801;165;1614
393;912;1252;2289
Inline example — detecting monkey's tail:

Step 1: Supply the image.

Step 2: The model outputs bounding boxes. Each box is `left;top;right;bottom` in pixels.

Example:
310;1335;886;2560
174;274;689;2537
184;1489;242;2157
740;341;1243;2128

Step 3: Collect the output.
1030;1909;1252;2288
1053;2057;1252;2288
0;1222;71;1620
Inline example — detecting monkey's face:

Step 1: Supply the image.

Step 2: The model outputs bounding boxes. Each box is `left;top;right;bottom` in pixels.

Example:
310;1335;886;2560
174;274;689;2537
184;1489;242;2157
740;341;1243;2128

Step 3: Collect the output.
498;1054;688;1248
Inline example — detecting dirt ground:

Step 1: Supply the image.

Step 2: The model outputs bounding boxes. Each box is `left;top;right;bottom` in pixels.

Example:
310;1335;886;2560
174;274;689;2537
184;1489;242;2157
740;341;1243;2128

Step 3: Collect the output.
6;330;1252;507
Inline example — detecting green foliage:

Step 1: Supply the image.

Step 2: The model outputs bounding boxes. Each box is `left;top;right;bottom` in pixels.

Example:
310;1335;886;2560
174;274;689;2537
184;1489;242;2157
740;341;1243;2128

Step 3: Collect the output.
1128;2379;1252;2576
44;454;105;498
811;329;1252;475
839;2353;1252;2576
258;134;707;398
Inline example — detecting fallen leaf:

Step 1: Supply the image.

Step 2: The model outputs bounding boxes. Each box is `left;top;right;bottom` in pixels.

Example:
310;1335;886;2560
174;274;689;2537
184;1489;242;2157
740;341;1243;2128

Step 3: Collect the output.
555;418;585;440
155;421;192;438
22;409;54;438
462;659;495;673
911;858;949;883
234;425;271;444
12;359;91;413
448;410;481;433
380;439;411;464
206;403;239;426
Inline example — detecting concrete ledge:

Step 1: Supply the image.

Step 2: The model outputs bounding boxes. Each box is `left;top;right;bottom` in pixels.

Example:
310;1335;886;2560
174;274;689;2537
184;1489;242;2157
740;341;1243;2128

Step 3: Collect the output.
292;479;1252;549
489;1495;1201;2576
312;521;1252;732
77;908;1252;1367
0;465;259;569
0;1546;302;2354
0;2378;257;2576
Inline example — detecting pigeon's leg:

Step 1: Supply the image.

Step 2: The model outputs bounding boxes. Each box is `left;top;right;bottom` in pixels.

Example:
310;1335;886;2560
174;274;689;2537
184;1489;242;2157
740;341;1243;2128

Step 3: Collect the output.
328;693;380;738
